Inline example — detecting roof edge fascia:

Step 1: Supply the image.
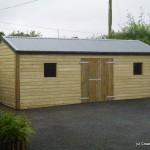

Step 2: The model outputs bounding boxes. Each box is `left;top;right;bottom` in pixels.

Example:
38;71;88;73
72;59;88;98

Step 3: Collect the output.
2;36;17;54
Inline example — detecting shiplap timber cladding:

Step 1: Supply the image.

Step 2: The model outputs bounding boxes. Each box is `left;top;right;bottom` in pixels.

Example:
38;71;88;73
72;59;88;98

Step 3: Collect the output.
18;54;150;109
19;55;81;109
0;42;16;108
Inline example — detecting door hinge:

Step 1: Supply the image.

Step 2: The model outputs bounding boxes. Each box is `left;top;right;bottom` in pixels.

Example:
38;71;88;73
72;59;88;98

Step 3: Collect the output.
107;96;115;98
80;97;89;100
80;62;89;64
105;62;116;64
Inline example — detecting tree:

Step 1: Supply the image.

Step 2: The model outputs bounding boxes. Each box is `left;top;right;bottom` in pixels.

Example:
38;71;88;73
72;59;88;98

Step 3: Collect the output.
107;14;150;45
0;32;5;41
9;30;42;37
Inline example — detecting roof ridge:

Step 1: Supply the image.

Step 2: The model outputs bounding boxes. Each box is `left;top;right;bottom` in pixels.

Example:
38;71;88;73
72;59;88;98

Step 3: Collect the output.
4;36;141;42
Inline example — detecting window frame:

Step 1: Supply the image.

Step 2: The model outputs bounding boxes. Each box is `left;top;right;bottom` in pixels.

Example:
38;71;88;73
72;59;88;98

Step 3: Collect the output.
133;62;143;75
44;63;57;78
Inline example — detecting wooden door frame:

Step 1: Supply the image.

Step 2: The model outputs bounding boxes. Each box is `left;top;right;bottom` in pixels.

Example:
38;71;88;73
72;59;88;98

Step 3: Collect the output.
81;58;114;102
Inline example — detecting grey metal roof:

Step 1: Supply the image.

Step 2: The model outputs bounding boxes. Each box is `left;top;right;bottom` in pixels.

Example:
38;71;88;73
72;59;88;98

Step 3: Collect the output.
2;36;150;54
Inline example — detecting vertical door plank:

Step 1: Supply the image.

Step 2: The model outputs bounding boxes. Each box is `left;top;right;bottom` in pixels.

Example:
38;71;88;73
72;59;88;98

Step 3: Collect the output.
101;58;113;101
101;59;106;100
97;59;102;101
106;58;113;100
88;59;97;102
81;58;89;102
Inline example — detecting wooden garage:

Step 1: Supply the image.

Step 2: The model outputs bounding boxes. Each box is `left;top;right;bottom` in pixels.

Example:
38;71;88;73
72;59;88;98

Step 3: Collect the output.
0;36;150;109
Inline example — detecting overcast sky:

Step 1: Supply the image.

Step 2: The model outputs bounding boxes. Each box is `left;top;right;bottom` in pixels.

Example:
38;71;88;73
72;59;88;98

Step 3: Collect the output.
0;0;149;38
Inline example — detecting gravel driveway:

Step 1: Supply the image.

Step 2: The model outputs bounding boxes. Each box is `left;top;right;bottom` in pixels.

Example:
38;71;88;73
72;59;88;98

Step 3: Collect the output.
1;99;150;150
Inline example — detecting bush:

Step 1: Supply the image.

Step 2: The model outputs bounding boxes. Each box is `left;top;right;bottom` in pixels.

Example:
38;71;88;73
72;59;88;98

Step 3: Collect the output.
0;112;34;142
106;14;150;45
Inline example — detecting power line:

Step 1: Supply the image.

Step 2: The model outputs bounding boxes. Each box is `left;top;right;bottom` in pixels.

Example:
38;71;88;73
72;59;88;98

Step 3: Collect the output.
0;1;101;36
0;0;38;11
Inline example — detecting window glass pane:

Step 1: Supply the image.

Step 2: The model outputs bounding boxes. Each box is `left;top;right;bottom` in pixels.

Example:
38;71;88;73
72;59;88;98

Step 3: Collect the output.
133;63;142;75
44;63;56;77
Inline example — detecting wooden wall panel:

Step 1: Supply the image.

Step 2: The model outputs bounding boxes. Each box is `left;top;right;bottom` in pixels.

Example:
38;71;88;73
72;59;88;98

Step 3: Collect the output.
19;54;150;109
0;42;16;108
19;55;81;109
113;56;150;100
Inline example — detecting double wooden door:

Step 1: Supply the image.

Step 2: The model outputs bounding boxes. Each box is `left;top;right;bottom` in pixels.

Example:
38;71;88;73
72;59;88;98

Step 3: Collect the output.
81;58;113;102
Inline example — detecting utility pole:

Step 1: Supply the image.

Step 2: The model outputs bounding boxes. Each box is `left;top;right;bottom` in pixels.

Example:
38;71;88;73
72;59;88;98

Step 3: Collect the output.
108;0;112;37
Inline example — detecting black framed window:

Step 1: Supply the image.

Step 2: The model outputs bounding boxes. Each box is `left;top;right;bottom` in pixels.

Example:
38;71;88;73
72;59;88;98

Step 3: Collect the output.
44;63;57;77
133;63;142;75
